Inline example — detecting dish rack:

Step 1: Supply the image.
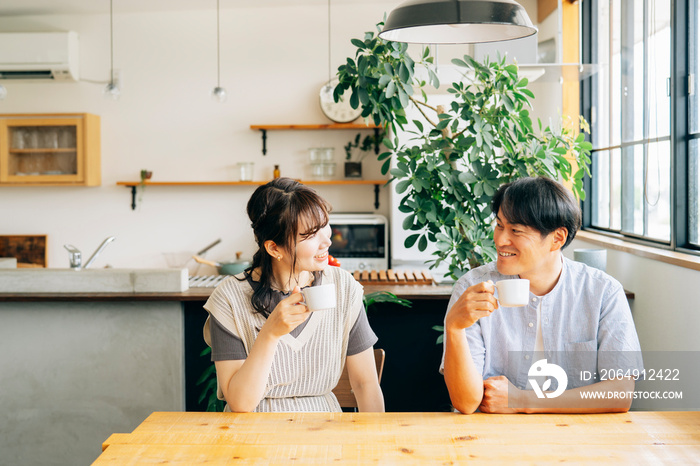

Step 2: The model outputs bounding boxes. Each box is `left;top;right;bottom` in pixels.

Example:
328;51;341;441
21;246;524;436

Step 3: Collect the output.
189;275;227;288
352;269;435;286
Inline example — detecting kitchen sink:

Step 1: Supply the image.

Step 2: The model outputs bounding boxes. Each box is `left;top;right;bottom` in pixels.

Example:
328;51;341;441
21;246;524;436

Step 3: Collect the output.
0;268;188;293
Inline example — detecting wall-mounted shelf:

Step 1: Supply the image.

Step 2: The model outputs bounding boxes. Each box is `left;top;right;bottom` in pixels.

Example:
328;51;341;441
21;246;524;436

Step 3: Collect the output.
116;179;388;210
250;123;383;156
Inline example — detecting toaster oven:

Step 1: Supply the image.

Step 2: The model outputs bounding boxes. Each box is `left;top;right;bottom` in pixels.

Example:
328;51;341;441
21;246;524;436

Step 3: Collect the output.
328;213;388;271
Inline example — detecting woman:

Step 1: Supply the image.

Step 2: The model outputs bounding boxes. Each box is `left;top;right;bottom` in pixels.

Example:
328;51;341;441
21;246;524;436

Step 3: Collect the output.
203;177;385;412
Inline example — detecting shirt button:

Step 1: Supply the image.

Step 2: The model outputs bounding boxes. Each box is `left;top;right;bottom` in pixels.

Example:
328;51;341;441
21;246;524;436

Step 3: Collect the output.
544;318;549;324
528;322;534;328
525;355;530;360
531;297;537;303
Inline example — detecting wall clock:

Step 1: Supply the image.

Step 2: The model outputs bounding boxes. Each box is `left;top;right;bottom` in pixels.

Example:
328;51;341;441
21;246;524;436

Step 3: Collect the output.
319;78;362;124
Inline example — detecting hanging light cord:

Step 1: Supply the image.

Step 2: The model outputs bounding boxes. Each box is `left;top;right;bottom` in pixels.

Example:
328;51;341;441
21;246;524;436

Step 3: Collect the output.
109;0;114;84
216;0;221;88
327;0;331;85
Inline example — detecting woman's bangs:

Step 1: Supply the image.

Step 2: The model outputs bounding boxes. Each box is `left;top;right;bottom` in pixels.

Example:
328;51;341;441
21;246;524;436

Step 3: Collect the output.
298;205;329;239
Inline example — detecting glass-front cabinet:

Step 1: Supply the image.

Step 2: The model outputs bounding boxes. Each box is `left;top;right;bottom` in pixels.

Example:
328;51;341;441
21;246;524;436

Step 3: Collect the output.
0;113;100;186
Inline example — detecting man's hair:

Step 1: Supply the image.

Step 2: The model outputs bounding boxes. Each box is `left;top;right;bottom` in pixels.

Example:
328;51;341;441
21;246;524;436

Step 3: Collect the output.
491;177;581;249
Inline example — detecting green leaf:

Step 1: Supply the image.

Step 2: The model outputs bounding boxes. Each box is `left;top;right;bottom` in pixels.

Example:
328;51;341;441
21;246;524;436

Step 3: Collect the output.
381;158;391;175
398;88;409;107
351;38;365;49
399;62;410;83
404;233;420;248
386;80;396;98
418;235;428;251
396;179;412;193
451;58;469;68
349;90;359;109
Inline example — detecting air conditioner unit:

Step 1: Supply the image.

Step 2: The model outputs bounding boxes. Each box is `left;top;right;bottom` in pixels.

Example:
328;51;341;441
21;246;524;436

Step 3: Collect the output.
0;32;79;81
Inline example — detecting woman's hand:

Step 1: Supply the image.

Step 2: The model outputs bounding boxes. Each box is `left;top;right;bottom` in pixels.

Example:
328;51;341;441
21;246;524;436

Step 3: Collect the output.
445;280;498;332
260;286;311;339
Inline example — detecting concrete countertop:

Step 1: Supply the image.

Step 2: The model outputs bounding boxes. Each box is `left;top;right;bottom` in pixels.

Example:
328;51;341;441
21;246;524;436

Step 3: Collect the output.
0;284;455;302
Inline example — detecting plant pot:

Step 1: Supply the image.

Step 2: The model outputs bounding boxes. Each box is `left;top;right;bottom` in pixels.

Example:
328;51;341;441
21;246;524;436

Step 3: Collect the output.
344;161;362;178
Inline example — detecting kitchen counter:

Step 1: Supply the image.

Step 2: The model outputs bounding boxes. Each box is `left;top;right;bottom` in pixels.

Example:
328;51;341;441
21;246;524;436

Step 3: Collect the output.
0;280;454;465
0;283;456;302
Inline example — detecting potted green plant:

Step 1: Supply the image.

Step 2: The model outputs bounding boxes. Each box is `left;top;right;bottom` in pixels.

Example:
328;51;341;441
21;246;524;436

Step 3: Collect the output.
137;169;153;205
335;21;592;280
343;130;385;178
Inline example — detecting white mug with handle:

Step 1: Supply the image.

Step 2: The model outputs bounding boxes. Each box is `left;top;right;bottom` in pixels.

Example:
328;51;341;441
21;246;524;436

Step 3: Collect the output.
300;283;336;312
495;279;530;307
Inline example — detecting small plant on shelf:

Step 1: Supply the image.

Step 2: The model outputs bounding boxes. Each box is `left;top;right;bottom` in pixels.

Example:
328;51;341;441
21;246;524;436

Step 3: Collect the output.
343;130;385;178
137;169;152;205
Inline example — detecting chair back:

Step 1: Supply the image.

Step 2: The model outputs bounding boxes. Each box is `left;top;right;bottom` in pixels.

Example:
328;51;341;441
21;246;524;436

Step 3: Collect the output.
332;348;385;409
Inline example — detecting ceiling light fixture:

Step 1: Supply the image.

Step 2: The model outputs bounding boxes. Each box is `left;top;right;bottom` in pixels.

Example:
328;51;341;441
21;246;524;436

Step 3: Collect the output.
103;0;120;99
378;0;537;44
211;0;227;103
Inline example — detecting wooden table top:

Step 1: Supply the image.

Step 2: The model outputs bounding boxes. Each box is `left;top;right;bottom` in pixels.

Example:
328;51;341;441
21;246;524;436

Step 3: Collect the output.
94;411;699;464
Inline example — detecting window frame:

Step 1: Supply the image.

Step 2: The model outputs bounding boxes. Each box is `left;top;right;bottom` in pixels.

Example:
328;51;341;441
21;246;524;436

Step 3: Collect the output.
581;0;700;257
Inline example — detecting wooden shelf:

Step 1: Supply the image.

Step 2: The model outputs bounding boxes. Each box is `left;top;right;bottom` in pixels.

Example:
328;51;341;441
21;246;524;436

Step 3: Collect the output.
250;122;382;155
116;179;388;210
250;123;380;130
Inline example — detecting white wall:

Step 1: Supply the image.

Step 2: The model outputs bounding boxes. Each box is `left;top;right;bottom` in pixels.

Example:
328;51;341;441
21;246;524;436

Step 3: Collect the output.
565;238;700;352
0;5;394;271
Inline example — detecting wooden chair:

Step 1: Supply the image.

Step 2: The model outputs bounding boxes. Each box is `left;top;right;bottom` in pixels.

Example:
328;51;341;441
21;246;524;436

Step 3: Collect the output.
332;348;385;409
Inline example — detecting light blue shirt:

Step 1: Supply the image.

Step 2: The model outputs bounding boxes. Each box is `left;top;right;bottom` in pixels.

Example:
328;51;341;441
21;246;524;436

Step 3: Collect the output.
440;257;643;390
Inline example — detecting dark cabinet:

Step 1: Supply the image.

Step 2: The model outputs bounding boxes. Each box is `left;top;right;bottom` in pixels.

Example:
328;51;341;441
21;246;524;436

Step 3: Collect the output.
184;297;452;412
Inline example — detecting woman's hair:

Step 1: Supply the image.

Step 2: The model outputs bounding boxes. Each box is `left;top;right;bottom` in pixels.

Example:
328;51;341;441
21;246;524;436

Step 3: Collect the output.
242;177;331;316
491;176;581;249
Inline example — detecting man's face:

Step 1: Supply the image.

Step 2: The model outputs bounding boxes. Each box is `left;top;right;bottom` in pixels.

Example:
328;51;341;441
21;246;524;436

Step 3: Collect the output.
493;210;560;278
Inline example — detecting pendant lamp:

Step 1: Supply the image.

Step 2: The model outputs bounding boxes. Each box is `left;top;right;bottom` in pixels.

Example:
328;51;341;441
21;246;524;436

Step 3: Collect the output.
378;0;537;44
103;0;120;99
211;0;227;102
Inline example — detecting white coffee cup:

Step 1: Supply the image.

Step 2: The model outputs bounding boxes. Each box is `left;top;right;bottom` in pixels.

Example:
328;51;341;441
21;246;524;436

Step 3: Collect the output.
495;279;530;307
301;283;336;311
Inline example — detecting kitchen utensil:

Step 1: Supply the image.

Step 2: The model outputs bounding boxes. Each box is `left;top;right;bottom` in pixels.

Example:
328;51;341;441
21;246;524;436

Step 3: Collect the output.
164;238;221;275
196;238;222;256
193;252;251;275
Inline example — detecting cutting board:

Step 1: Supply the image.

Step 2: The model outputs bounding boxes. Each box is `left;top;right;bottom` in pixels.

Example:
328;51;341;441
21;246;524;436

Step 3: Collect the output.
0;235;47;267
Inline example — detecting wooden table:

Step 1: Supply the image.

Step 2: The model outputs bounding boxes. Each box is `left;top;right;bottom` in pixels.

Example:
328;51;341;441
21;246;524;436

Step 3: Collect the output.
94;411;699;464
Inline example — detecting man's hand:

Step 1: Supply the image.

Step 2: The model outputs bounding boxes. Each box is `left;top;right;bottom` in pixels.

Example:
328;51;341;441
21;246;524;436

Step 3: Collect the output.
479;376;521;414
445;280;499;332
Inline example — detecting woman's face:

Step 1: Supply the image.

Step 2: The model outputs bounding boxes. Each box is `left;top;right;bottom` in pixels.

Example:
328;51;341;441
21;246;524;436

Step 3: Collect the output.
293;222;332;273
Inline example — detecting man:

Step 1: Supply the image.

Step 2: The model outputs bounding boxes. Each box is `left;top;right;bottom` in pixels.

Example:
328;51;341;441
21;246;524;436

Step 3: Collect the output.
441;177;642;414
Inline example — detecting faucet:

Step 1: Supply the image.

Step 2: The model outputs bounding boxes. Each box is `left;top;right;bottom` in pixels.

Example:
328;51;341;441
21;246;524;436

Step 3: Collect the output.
63;244;82;270
63;236;116;270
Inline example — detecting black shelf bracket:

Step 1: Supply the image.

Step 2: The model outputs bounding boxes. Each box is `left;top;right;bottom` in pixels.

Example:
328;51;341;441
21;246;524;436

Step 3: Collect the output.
128;185;137;210
259;129;268;155
373;128;380;154
374;184;380;209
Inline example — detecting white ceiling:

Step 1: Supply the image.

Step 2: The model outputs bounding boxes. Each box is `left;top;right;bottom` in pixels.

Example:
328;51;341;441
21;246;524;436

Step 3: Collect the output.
0;0;400;17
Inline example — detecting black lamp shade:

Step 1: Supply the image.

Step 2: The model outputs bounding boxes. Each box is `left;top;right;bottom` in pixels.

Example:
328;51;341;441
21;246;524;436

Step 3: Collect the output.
379;0;537;44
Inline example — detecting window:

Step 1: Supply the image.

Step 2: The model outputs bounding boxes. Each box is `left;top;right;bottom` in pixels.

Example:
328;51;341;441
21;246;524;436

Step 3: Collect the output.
583;0;699;253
